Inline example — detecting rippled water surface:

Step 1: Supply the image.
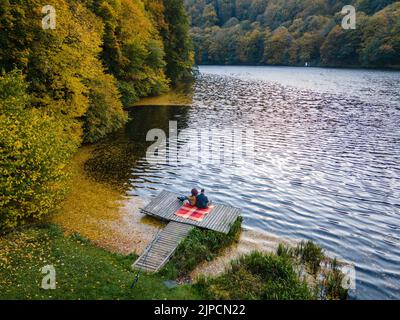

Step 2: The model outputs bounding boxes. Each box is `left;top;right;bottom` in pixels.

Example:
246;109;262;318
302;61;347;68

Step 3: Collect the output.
87;66;400;299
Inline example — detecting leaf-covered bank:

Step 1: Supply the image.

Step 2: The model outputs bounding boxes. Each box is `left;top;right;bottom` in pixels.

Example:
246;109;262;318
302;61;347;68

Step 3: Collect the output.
0;224;201;300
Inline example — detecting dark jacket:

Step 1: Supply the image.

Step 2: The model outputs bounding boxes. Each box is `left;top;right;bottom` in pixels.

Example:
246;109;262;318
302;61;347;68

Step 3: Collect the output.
196;193;209;209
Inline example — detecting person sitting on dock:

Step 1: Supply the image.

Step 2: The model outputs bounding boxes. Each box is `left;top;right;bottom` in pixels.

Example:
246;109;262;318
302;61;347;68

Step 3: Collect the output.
178;188;198;206
196;189;210;209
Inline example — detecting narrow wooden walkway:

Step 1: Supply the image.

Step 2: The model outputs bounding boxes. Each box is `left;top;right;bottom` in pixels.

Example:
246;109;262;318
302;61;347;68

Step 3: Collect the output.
133;190;242;273
132;221;193;272
141;190;241;234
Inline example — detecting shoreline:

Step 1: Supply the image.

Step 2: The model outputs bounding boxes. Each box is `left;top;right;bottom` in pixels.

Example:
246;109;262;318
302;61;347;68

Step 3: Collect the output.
131;90;193;107
196;64;400;72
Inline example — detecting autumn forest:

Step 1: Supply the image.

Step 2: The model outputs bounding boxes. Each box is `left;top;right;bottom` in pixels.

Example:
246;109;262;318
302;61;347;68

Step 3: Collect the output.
0;0;193;229
1;0;399;230
186;0;400;67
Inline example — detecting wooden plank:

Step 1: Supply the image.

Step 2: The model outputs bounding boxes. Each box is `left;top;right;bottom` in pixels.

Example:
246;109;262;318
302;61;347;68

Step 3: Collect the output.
132;221;193;272
142;191;164;213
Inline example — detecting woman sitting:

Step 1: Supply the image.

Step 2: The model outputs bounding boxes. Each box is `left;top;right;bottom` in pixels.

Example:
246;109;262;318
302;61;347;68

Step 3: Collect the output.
178;188;198;206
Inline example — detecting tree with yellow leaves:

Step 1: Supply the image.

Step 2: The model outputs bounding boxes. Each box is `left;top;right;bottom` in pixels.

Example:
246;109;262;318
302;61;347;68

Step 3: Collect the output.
0;71;77;229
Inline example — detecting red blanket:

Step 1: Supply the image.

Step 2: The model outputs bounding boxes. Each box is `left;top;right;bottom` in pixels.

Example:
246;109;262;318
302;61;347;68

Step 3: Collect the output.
175;204;215;222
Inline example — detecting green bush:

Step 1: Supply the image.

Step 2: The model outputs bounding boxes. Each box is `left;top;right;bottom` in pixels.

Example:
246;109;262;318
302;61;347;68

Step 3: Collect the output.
197;251;314;300
196;241;349;300
163;217;242;277
0;71;77;230
322;258;349;300
295;240;325;275
84;73;128;143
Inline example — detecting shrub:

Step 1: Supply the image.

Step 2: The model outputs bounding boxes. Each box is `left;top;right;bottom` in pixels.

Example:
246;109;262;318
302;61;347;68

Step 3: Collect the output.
0;71;77;230
321;258;349;300
84;72;128;143
197;251;314;300
163;217;242;277
196;241;349;300
295;240;325;275
276;242;295;259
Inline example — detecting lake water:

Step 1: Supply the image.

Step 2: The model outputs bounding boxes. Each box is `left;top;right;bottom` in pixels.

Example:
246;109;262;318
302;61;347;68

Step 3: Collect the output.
86;66;400;299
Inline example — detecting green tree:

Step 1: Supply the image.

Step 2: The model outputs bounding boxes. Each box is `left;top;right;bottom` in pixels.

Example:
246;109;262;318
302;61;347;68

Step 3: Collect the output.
0;0;126;142
202;4;219;27
84;72;127;143
89;0;170;106
263;27;294;65
239;28;264;64
0;71;77;229
356;0;397;15
160;0;194;85
320;25;363;66
298;32;323;64
184;0;400;69
359;3;400;67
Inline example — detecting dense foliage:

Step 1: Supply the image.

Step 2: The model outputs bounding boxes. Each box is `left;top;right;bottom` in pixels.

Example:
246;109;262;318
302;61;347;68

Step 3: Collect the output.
185;0;400;68
0;0;193;229
0;71;77;229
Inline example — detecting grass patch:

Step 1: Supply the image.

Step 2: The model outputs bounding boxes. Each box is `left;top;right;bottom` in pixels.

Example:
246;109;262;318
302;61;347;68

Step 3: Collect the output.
162;217;242;278
0;221;348;300
322;258;350;300
0;223;203;300
196;251;314;300
294;241;325;275
196;241;349;300
277;240;325;275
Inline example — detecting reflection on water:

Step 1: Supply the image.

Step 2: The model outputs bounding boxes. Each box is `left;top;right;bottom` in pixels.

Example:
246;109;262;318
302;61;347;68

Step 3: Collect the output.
86;67;400;299
85;106;192;189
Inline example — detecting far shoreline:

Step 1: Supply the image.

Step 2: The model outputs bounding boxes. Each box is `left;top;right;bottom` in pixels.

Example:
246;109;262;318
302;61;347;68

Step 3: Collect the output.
197;64;400;72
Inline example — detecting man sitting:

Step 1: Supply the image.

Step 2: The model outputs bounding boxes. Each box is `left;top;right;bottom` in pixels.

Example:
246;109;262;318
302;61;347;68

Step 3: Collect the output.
196;189;210;209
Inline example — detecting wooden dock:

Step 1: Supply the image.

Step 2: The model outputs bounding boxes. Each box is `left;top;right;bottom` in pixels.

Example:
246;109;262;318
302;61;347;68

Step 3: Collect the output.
141;190;241;234
133;221;193;272
133;190;242;272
